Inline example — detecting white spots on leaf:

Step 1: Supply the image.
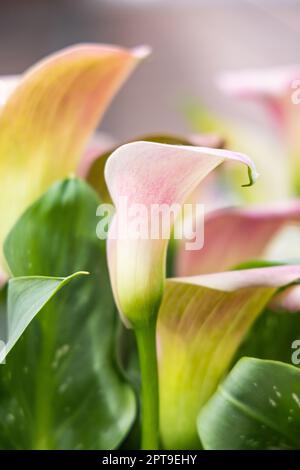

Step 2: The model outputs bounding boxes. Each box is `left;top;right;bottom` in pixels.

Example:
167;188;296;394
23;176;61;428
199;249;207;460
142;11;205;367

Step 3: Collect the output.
292;392;300;408
58;375;73;394
269;398;277;408
272;385;282;398
6;413;15;423
246;438;259;448
52;344;70;369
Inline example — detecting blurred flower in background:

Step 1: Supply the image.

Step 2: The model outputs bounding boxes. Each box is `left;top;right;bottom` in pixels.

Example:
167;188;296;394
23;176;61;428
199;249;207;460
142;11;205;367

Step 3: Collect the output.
2;0;300;264
1;0;300;139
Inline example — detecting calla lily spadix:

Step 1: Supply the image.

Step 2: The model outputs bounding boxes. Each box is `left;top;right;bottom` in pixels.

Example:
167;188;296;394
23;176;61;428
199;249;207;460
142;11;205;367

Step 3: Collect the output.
158;265;300;449
177;202;300;276
218;66;300;192
0;43;149;269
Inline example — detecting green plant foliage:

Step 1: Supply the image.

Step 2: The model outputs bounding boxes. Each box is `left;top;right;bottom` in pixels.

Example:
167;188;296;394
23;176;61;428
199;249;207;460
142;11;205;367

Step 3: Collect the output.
198;358;300;449
1;273;87;363
0;178;136;449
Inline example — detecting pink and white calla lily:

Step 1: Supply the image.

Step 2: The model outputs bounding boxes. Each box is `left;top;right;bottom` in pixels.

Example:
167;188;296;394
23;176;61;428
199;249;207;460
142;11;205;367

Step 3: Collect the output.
103;135;300;450
105;141;258;328
219;66;300;192
177;201;300;276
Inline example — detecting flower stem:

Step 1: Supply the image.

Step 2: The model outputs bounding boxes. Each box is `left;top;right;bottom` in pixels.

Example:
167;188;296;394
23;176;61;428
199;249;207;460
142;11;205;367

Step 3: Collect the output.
135;317;160;450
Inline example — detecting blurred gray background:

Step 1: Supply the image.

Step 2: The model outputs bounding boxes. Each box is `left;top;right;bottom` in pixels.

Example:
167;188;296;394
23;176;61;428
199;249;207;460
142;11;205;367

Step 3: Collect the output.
1;0;300;139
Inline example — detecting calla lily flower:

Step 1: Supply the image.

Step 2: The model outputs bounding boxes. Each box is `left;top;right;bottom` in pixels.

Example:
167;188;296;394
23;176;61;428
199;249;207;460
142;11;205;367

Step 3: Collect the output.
186;102;289;203
219;66;300;192
105;141;258;328
218;66;300;125
81;132;225;205
105;140;257;449
177;202;300;276
0;43;149;268
157;265;300;449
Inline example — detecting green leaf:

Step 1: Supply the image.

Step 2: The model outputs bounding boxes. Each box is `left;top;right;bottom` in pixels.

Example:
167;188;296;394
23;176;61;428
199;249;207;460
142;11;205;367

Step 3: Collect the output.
0;178;136;449
235;309;300;367
232;259;300;367
198;358;300;449
0;272;87;363
232;259;288;270
0;283;7;364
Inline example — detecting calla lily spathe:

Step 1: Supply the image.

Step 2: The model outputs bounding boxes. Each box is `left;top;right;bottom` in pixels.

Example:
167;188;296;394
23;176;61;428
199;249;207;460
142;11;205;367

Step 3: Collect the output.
177;201;300;276
105;141;258;328
158;265;300;448
0;43;149;269
219;66;300;192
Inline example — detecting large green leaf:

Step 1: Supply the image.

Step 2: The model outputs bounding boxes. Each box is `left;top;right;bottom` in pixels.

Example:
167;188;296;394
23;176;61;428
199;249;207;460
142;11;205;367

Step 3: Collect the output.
235;309;300;367
0;273;86;363
0;178;136;449
231;260;300;366
232;260;300;366
198;358;300;449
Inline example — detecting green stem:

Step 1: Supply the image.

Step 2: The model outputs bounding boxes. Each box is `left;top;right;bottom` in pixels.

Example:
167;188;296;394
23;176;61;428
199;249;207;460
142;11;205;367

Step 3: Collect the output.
135;317;160;450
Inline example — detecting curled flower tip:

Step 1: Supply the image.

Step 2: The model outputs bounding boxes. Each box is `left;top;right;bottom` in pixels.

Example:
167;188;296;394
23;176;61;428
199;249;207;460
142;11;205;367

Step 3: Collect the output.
241;166;260;187
131;45;152;60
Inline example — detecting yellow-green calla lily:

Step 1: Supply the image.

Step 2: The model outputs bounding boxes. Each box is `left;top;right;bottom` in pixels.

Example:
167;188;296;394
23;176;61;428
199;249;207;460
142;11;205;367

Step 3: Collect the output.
158;265;300;448
0;43;149;268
